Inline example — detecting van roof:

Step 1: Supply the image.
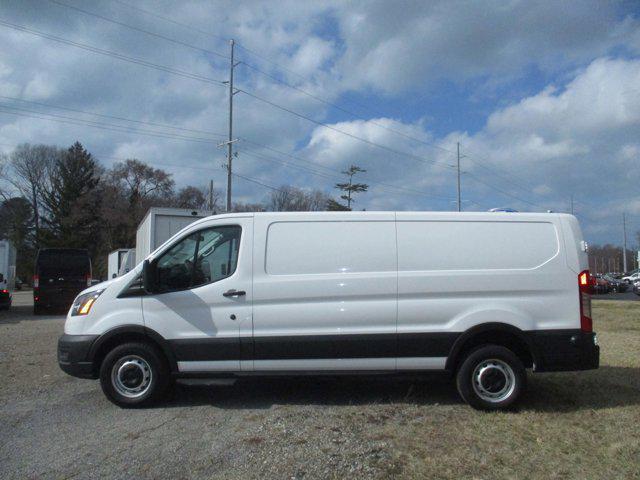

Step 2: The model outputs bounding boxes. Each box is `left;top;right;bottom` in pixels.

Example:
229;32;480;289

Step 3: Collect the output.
184;210;572;229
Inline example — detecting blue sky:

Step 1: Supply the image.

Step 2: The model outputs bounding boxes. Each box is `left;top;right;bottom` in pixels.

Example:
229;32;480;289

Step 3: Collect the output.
0;0;639;246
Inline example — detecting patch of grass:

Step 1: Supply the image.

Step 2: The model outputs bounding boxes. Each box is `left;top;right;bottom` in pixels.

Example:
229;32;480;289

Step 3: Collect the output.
384;300;640;480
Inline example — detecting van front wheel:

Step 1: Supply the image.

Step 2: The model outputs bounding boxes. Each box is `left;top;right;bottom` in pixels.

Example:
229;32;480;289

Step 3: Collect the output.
99;342;169;408
456;345;526;410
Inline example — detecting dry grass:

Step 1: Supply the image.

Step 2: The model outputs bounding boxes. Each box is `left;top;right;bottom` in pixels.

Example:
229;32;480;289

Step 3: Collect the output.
381;300;640;479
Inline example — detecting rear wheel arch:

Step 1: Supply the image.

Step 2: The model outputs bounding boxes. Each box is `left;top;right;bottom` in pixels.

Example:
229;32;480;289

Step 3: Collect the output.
89;325;177;376
446;323;536;372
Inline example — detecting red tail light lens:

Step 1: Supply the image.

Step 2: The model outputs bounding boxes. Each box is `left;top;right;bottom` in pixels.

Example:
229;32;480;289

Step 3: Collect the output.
33;274;39;288
579;270;592;332
85;274;92;287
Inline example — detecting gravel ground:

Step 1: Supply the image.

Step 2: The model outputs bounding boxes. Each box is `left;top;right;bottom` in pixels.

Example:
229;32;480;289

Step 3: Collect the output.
1;292;639;479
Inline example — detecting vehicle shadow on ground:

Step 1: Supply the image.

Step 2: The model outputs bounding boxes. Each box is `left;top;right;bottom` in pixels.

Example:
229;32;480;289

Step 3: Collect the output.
0;305;66;323
164;374;461;409
157;366;640;412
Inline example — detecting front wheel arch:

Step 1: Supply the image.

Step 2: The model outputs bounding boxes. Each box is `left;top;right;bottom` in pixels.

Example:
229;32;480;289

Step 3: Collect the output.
89;325;177;377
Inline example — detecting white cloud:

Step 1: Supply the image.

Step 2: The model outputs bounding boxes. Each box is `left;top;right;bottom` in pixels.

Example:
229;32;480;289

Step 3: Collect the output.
334;0;640;93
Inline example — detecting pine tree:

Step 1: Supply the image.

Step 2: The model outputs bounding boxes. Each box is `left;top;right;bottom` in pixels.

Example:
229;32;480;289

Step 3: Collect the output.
42;142;101;250
334;165;368;210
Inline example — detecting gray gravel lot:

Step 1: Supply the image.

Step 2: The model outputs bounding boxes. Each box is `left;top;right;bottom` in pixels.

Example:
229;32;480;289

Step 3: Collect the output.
0;292;450;479
1;291;639;479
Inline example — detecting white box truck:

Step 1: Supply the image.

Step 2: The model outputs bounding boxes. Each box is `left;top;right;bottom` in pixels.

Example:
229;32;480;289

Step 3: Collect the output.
0;240;16;309
58;211;599;410
107;249;133;279
135;208;213;266
118;249;136;277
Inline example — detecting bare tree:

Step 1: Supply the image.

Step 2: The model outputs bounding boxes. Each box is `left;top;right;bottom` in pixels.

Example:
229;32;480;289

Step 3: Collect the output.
172;185;219;210
268;185;331;211
3;144;63;247
232;201;265;212
109;159;174;206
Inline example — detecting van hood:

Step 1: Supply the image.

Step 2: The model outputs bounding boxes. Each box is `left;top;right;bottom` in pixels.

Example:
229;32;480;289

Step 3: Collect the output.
78;265;142;296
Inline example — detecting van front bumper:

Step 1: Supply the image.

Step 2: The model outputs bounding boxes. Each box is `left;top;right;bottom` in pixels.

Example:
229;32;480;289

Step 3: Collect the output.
58;334;99;379
530;330;599;372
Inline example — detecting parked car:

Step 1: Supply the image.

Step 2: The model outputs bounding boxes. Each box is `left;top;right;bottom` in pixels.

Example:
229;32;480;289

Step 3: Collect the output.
633;280;640;296
622;272;640;284
58;212;599;411
34;248;92;315
602;274;627;293
591;274;610;294
0;281;10;310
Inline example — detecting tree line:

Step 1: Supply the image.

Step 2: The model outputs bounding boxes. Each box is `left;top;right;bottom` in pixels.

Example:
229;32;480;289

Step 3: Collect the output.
0;142;368;279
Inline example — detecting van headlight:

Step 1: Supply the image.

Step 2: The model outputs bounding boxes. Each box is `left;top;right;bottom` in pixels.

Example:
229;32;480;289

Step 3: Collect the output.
71;290;104;316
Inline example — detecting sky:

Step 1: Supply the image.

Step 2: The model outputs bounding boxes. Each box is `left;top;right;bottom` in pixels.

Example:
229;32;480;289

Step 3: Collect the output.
0;0;639;246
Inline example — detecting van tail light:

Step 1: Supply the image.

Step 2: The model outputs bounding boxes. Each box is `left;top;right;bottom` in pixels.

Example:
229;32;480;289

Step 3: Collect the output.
33;275;39;288
85;274;91;287
579;270;592;332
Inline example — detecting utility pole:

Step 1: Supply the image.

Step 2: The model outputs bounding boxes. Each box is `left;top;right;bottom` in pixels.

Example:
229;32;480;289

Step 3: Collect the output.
209;179;214;211
218;39;238;212
570;194;574;215
456;142;461;212
226;39;235;212
623;212;628;273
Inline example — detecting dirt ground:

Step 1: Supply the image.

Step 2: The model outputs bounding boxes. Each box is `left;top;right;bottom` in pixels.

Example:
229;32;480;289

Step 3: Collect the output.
1;292;639;479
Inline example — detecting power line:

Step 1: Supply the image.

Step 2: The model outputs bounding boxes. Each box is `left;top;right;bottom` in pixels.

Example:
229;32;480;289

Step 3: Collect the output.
0;19;227;87
110;0;230;44
0;95;226;137
464;171;549;209
104;0;462;160
230;171;286;194
238;88;456;170
0;106;225;144
239;143;459;202
45;0;229;60
239;61;457;156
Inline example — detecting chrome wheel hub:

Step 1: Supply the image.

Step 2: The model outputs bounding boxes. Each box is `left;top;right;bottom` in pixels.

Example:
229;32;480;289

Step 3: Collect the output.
111;355;152;398
472;359;516;403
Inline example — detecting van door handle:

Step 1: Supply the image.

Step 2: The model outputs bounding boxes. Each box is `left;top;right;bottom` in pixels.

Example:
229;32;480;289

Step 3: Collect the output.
223;289;246;297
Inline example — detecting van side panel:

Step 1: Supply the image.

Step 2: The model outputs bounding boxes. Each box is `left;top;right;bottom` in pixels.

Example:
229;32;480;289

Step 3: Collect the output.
252;213;398;368
560;214;588;274
396;213;580;350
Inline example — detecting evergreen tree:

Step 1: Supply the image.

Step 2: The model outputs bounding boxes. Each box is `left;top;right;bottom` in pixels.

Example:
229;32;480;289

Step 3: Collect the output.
334;165;368;209
42;142;102;251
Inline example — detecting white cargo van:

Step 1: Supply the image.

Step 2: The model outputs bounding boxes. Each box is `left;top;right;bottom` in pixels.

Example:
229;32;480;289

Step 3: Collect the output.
58;212;599;410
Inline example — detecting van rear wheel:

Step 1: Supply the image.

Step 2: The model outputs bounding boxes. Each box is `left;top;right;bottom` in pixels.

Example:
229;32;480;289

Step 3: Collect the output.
456;345;526;410
99;342;169;408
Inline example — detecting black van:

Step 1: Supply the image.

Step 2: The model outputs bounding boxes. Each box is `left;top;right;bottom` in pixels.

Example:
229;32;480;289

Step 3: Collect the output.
34;248;91;314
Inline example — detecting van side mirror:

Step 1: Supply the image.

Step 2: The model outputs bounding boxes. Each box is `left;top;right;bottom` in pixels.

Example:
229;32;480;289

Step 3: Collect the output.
142;259;158;294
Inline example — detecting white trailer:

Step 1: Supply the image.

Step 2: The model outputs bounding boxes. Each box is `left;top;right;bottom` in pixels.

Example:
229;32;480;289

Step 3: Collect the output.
107;249;133;279
0;240;16;290
135;208;213;265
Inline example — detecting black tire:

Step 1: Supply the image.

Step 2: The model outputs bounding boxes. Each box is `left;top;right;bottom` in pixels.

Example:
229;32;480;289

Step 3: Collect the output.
99;342;169;408
33;304;45;315
456;345;526;411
